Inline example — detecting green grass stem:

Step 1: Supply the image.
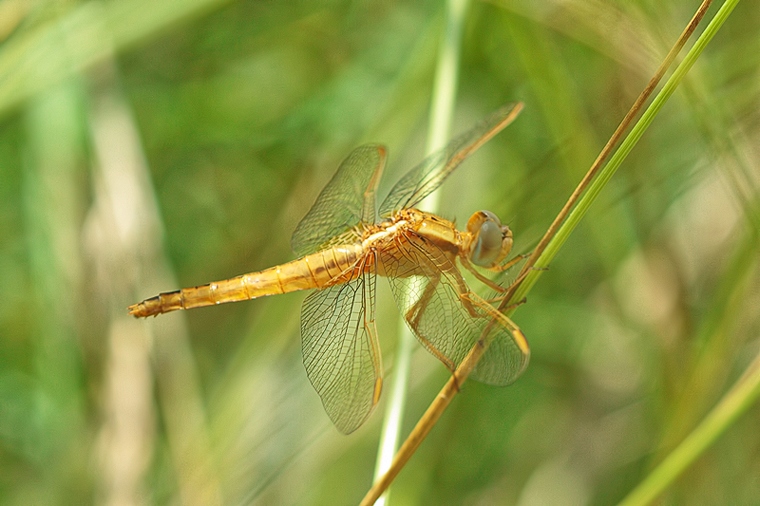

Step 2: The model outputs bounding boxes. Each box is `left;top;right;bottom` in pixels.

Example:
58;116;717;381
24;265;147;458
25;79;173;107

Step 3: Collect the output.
372;0;470;503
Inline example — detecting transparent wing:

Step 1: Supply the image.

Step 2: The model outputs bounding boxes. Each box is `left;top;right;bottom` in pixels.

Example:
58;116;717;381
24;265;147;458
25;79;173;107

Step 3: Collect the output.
468;289;531;385
380;233;528;385
378;103;523;217
300;259;382;434
292;145;386;256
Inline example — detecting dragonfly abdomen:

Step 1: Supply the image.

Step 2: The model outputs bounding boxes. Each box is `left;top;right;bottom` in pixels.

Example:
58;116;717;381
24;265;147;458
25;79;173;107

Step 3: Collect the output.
128;244;365;318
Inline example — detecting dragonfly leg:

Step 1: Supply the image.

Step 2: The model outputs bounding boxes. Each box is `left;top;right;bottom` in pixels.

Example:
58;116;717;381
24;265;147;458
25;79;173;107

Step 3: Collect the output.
460;257;506;293
490;260;546;298
483;294;527;311
489;252;530;273
404;274;457;373
459;291;530;356
460;251;538;294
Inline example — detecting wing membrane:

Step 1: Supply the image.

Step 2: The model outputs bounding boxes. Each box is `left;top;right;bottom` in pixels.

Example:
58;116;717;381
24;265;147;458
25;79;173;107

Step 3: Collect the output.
381;234;528;385
467;288;530;385
292;145;386;256
300;259;381;434
378;103;523;217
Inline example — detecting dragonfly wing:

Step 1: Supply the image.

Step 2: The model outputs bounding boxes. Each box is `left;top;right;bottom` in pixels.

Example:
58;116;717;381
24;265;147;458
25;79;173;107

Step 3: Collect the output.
469;300;529;385
381;234;528;385
300;260;382;434
378;103;523;217
292;145;386;256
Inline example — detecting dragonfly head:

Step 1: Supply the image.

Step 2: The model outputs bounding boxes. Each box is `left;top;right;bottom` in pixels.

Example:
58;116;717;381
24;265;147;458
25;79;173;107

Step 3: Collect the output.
466;210;513;268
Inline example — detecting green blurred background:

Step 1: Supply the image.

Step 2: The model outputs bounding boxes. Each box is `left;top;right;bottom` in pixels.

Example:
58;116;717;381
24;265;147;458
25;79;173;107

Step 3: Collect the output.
1;0;758;504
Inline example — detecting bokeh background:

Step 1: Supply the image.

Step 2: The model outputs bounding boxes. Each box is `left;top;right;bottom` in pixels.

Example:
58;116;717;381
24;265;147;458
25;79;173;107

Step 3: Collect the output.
1;0;759;504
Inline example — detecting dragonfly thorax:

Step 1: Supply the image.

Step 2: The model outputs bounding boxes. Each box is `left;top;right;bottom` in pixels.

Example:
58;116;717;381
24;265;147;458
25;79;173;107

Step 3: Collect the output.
360;215;412;249
361;208;460;255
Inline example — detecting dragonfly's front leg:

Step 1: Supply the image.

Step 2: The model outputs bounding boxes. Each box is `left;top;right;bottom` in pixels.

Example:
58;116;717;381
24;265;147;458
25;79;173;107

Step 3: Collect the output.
459;249;533;294
460;256;507;293
491;252;530;273
462;251;543;303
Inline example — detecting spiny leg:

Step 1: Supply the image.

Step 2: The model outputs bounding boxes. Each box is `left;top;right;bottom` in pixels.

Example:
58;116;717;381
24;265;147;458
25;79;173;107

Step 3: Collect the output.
460;256;507;293
482;295;527;311
403;273;457;373
482;258;546;303
459;291;529;356
402;258;485;386
490;252;530;273
460;251;535;295
474;262;535;309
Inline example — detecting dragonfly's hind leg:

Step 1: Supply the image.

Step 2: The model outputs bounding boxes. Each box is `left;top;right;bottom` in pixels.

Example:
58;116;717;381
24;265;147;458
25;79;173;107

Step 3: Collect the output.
483;295;527;312
403;274;457;373
459;291;530;356
403;264;483;364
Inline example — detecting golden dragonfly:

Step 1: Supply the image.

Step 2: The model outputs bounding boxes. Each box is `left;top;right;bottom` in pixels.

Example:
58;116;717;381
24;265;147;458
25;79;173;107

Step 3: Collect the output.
130;103;530;433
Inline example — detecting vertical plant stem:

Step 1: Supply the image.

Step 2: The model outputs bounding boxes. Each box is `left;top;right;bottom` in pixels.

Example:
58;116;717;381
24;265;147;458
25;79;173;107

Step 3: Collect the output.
371;0;469;503
87;62;223;506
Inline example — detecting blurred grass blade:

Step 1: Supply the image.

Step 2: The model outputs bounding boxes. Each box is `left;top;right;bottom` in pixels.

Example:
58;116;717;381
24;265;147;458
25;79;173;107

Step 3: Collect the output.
510;0;742;305
619;349;760;506
0;0;232;116
86;66;223;505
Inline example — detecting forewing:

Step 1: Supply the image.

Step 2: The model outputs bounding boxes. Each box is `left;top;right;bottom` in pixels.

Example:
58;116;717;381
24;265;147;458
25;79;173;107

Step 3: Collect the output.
292;145;386;256
300;261;382;434
378;103;523;217
381;235;528;385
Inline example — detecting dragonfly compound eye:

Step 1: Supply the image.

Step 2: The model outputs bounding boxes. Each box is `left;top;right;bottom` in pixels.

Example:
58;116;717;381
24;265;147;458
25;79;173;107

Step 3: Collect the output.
469;211;511;267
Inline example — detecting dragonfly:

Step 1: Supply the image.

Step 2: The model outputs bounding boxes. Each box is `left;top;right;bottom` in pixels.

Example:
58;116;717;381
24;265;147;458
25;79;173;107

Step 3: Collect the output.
129;102;530;434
